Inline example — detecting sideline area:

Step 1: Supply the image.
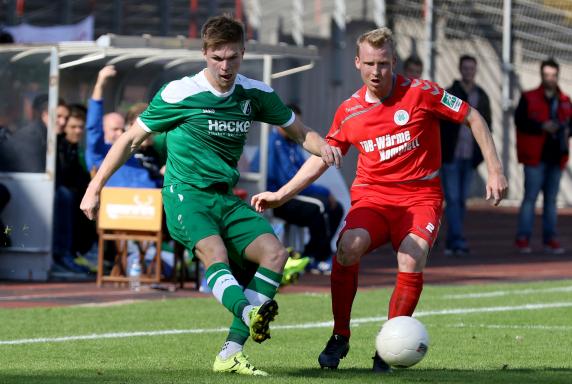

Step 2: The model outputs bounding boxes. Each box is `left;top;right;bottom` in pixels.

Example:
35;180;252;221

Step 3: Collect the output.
0;203;571;308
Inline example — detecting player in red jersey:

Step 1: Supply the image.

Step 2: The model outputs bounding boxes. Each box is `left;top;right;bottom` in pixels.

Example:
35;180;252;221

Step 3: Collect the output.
251;27;508;371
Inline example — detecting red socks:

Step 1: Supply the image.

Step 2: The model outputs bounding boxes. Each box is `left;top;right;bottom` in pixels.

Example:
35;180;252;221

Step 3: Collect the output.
331;262;423;337
331;257;360;338
388;271;423;319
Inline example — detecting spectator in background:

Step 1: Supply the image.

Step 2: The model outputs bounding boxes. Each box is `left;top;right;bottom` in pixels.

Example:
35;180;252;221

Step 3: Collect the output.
514;58;571;254
53;104;95;274
55;102;71;135
0;183;11;247
440;55;492;256
85;65;160;188
127;102;167;186
5;95;68;172
403;55;423;79
252;104;344;275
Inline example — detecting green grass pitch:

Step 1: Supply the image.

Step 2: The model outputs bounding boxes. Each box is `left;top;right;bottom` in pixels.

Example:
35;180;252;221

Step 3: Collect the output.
1;279;571;383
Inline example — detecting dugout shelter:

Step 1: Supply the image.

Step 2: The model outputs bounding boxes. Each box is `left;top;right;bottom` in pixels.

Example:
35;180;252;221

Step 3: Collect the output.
0;34;320;281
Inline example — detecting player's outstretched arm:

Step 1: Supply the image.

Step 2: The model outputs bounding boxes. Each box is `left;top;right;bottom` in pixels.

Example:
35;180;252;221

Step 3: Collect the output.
251;155;329;212
281;115;342;168
80;121;151;220
465;107;508;206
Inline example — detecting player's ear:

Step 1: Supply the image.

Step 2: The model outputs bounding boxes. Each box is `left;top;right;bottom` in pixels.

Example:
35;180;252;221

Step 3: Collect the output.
355;55;360;70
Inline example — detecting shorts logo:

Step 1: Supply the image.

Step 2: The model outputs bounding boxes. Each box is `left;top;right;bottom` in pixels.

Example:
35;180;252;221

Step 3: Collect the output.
425;222;435;233
441;91;462;112
240;99;252;116
394;110;409;126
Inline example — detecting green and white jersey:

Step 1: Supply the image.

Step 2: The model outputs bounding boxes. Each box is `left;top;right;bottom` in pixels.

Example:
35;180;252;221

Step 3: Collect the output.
138;69;294;188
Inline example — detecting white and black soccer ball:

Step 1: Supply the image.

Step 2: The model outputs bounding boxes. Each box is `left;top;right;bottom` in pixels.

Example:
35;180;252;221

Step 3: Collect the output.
375;316;429;368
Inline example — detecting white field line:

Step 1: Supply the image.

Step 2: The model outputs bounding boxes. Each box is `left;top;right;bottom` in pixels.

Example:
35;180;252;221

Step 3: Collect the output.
442;285;572;299
1;301;571;346
445;323;572;331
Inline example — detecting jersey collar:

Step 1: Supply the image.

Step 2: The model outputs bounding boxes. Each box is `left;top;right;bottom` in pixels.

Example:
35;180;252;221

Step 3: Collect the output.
365;74;396;104
197;69;237;98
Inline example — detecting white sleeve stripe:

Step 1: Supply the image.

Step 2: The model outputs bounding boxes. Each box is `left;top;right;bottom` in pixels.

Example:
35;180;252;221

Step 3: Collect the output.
281;111;296;128
136;117;153;133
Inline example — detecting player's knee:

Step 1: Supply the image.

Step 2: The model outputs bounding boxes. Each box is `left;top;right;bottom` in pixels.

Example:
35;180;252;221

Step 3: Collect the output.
337;232;367;265
397;251;426;272
264;243;289;269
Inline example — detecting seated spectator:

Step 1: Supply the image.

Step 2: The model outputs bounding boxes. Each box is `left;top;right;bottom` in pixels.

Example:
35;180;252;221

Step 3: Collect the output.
252;104;344;274
86;66;161;188
0;182;11;247
4;95;68;172
53;104;96;274
127;103;166;187
86;66;170;278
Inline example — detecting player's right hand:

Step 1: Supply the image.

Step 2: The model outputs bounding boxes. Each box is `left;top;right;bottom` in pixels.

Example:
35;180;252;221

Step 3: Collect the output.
251;191;283;213
97;65;117;84
80;188;101;221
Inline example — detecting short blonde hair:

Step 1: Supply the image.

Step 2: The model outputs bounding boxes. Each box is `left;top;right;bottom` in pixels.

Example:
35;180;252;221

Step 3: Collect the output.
356;27;395;56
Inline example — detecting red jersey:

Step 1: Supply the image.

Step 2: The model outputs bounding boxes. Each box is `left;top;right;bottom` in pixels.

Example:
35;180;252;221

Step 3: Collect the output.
326;74;470;187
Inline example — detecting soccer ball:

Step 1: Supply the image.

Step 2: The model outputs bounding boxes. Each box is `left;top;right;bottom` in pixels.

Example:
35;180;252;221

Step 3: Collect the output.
375;316;429;368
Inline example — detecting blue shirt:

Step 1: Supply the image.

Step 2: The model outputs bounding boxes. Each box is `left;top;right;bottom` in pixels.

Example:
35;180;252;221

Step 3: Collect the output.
251;128;330;197
85;99;158;188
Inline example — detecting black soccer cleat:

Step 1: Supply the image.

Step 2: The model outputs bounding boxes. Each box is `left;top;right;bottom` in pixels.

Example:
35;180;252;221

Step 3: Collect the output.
372;352;393;373
318;334;350;369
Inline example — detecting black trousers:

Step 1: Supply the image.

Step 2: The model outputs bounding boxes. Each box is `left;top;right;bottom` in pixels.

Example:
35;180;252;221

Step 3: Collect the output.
273;194;344;262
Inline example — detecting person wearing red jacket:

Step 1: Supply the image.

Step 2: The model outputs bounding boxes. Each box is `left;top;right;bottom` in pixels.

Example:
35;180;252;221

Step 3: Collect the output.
514;58;572;254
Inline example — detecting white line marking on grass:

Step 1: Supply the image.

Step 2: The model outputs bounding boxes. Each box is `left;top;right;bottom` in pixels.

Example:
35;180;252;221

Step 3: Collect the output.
1;301;571;346
443;285;572;299
446;323;572;331
0;327;228;345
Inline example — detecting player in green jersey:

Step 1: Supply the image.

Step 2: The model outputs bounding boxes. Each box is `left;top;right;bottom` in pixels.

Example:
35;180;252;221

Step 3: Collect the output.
81;15;342;376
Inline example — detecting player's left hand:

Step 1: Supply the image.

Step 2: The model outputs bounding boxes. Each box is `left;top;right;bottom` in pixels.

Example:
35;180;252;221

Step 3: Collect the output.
320;144;343;168
486;172;508;206
251;191;283;213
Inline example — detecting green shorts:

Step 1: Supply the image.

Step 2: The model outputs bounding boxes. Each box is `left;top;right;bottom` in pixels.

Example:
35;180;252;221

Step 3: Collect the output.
162;183;275;267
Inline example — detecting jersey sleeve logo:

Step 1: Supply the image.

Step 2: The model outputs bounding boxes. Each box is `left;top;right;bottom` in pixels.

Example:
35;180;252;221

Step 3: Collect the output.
394;110;410;126
441;91;462;112
240;99;252;116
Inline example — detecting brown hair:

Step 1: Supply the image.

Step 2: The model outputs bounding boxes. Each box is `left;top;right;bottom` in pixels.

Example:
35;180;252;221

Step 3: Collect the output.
67;104;87;122
125;102;148;126
201;15;245;51
356;27;395;56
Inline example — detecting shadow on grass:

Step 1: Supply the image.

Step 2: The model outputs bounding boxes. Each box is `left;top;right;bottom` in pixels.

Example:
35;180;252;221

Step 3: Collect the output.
2;367;572;384
285;367;572;384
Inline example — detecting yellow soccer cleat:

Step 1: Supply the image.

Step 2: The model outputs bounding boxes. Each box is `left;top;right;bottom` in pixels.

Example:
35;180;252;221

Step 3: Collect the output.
213;351;269;376
282;256;310;285
248;299;279;343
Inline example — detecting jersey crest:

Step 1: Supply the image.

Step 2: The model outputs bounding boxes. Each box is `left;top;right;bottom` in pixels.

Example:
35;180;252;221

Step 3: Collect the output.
394;109;410;126
240;99;252;116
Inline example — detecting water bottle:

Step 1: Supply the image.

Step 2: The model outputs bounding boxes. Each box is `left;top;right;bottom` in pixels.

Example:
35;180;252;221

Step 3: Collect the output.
129;259;142;291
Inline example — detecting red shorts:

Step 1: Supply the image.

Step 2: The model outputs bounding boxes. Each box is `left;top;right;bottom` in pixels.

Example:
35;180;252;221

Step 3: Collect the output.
339;181;443;252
